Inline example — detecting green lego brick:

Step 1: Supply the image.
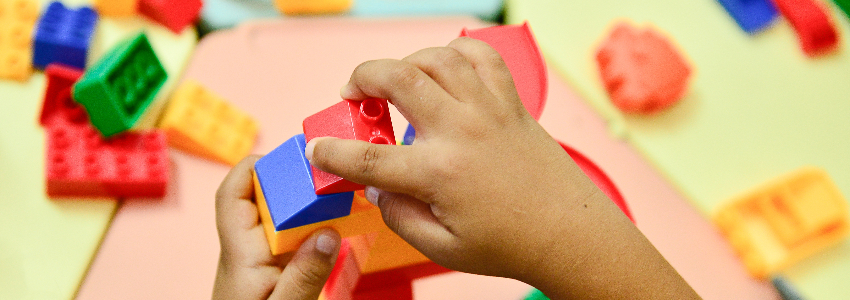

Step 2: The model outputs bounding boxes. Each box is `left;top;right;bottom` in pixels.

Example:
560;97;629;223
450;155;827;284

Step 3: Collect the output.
523;289;550;300
834;0;850;18
73;32;167;137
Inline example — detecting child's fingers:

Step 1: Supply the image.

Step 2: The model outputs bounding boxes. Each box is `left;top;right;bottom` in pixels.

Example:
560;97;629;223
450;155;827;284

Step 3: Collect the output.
215;155;262;252
306;137;428;197
365;187;456;259
401;46;490;103
269;229;340;300
340;59;457;131
447;37;520;104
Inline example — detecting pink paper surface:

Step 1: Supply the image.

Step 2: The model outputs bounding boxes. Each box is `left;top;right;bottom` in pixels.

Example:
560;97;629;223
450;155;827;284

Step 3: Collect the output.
78;17;776;299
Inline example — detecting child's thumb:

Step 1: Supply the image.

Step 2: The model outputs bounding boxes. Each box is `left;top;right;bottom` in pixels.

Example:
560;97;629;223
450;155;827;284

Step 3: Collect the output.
269;229;340;300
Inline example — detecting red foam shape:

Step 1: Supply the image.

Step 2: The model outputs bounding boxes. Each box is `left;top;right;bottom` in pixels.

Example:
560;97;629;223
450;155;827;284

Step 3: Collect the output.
596;22;692;114
772;0;839;56
560;141;633;222
460;22;548;121
41;65;169;199
138;0;203;34
303;98;396;195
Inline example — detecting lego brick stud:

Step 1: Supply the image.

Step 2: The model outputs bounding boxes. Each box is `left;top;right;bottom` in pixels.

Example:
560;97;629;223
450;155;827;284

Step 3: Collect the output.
33;2;98;70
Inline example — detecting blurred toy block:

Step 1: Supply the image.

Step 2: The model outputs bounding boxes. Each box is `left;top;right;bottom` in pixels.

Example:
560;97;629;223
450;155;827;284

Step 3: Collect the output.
716;0;779;34
350;0;503;21
40;64;85;126
596;22;692;114
159;80;258;166
199;0;279;33
323;238;363;300
350;228;430;274
254;134;354;232
73;32;167;137
274;0;352;15
523;289;551;300
836;0;850;19
772;0;839;56
0;0;38;81
33;2;98;70
713;167;850;278
402;124;415;145
93;0;137;18
351;262;450;300
138;0;203;33
771;276;806;300
461;22;547;120
303;98;395;195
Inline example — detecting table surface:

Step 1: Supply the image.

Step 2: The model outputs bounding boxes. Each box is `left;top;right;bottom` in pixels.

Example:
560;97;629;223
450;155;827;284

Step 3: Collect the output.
506;0;850;298
75;16;776;299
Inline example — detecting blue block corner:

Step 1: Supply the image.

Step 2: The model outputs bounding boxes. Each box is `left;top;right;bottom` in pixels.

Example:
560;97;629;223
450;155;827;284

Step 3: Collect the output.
403;124;415;145
254;134;354;231
33;1;98;70
716;0;779;34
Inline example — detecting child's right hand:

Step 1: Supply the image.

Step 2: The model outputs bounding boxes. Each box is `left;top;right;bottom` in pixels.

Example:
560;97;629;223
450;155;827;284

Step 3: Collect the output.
306;37;700;299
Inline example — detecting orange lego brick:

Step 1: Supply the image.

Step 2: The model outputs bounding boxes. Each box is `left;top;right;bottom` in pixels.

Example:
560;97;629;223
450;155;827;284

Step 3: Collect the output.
159;80;259;166
350;227;430;274
274;0;352;15
254;173;387;255
713;167;850;278
0;0;37;82
93;0;138;18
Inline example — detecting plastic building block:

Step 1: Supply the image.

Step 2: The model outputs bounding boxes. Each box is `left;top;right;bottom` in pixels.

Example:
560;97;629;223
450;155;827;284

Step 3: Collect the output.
0;0;38;81
523;289;551;300
73;32;167;137
274;0;352;15
716;0;779;34
199;0;279;33
159;80;259;166
93;0;137;18
350;0;504;21
402;124;415;145
303;98;396;195
835;0;850;19
596;22;692;114
138;0;203;33
713;167;849;278
771;276;806;300
351;262;450;300
460;22;547;121
348;227;430;274
772;0;839;57
560;141;633;221
254;134;354;232
40;64;85;126
33;2;98;70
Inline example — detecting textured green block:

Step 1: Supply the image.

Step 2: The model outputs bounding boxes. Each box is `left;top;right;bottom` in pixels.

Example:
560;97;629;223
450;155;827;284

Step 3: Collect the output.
73;32;167;137
835;0;850;18
523;289;550;300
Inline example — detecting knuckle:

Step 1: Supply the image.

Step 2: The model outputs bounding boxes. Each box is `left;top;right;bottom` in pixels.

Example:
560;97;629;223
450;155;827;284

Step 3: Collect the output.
431;47;467;70
356;143;382;178
387;63;422;89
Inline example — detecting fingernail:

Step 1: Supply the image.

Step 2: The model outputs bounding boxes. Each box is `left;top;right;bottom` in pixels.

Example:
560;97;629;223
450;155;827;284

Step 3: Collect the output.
305;137;329;162
340;84;356;99
315;232;338;256
365;186;380;206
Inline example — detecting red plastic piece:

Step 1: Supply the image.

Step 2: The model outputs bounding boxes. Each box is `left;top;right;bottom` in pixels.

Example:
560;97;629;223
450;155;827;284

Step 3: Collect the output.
138;0;202;33
460;22;548;121
41;64;169;199
772;0;839;56
596;22;692;114
303;98;396;195
560;141;633;222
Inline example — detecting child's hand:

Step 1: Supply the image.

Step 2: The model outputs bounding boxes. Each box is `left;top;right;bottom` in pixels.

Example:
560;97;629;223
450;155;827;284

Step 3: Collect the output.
306;37;700;299
213;156;341;300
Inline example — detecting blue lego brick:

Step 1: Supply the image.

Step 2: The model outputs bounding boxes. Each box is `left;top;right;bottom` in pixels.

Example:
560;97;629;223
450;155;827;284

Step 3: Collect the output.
403;124;415;145
33;2;98;70
199;0;280;33
351;0;504;21
254;134;354;231
716;0;779;34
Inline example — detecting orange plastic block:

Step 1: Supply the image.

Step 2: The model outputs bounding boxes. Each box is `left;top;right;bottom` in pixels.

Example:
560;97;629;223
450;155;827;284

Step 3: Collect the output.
0;0;37;81
254;173;387;255
351;227;430;274
274;0;352;15
159;80;259;166
93;0;137;18
596;22;692;114
713;167;850;278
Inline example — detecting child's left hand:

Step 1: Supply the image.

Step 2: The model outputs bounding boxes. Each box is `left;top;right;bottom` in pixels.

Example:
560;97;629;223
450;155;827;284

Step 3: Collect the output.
213;156;341;300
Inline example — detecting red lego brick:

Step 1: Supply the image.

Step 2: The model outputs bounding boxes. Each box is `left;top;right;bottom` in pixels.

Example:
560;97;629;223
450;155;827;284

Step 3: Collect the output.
41;64;169;199
772;0;839;56
324;239;360;300
138;0;202;34
303;98;396;195
596;22;692;114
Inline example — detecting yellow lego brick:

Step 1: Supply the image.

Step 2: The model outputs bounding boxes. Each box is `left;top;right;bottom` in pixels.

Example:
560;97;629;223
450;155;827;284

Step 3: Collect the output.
274;0;352;15
713;167;850;278
160;80;259;166
0;0;36;82
93;0;137;18
254;173;387;255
